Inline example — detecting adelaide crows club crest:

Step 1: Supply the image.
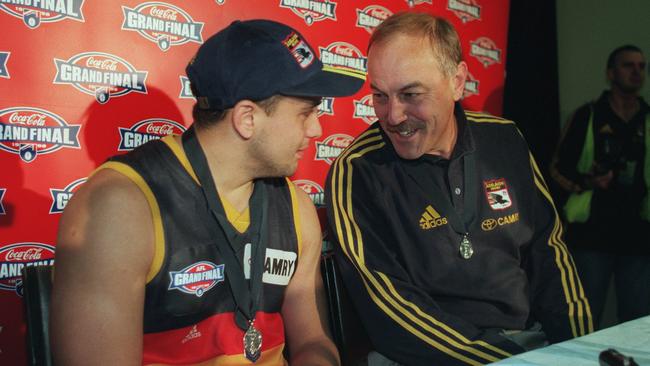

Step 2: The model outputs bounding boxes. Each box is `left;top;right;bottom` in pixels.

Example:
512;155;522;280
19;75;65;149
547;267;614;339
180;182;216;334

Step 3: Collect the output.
169;261;225;297
484;178;512;210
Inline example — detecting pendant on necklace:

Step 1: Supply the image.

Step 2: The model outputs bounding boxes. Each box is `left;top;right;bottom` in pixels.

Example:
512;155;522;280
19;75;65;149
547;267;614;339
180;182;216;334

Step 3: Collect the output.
459;234;474;259
243;319;262;362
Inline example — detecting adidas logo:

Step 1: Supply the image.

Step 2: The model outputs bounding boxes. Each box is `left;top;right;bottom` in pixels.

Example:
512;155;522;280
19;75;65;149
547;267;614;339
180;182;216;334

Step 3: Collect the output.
182;325;202;344
419;205;448;229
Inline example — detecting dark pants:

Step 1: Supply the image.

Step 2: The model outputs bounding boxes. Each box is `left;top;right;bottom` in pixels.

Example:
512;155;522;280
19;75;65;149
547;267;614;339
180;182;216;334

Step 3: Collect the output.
572;248;650;328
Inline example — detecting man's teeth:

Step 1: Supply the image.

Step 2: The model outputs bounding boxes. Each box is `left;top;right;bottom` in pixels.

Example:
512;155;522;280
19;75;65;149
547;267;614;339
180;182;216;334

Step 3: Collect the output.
398;129;415;137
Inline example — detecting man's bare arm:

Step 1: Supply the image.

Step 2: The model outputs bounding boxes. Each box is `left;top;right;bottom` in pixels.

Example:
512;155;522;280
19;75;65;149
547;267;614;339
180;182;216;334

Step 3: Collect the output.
50;168;154;366
282;188;340;366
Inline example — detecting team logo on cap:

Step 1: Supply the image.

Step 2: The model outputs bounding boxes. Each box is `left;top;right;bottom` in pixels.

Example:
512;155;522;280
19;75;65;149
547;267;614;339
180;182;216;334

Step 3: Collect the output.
320;42;367;77
282;32;315;69
0;189;5;215
318;97;334;116
0;242;55;297
484;178;512;210
0;107;81;163
54;52;148;104
294;180;325;207
121;2;204;52
470;37;501;67
447;0;481;23
406;0;432;7
118;118;185;151
353;94;377;125
0;0;84;29
179;76;194;99
0;52;9;79
463;72;480;99
315;133;353;165
49;177;86;214
356;5;392;34
168;261;225;297
280;0;337;26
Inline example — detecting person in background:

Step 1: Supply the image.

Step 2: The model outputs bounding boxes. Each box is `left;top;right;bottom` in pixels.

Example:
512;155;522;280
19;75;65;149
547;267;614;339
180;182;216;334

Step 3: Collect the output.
551;45;649;329
51;19;364;365
326;12;592;365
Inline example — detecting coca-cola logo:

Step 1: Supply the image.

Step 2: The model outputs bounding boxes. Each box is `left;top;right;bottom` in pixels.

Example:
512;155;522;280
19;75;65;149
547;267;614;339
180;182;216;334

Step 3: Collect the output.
279;0;337;26
320;42;368;74
8;112;47;126
149;6;178;20
5;248;43;261
85;57;118;71
146;124;175;135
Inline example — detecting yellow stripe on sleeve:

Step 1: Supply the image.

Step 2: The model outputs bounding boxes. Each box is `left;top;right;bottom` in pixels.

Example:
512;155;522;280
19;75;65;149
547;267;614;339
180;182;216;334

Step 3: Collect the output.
94;161;165;284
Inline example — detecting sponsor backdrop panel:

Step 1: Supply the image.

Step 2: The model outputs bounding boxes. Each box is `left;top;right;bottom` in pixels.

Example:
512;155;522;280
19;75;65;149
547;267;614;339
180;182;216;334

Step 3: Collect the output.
0;0;508;364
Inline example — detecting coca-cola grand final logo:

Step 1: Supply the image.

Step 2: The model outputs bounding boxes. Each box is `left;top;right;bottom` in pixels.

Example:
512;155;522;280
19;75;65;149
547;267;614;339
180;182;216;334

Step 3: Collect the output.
356;5;392;34
0;243;55;297
0;0;84;29
0;106;81;163
470;37;502;67
279;0;337;26
179;75;194;99
122;2;204;52
0;52;9;78
318;97;334;117
315;133;353;165
53;52;148;104
0;188;5;215
319;42;367;80
294;180;325;207
463;72;480;99
353;94;377;125
118;118;186;151
406;0;432;7
447;0;481;23
50;177;86;214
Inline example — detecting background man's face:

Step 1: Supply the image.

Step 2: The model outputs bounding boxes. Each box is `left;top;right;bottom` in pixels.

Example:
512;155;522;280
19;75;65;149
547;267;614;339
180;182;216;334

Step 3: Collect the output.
609;51;646;94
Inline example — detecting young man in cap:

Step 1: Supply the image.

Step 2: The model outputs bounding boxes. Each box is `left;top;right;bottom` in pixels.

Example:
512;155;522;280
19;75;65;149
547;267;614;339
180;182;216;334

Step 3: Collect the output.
51;19;364;365
326;12;591;365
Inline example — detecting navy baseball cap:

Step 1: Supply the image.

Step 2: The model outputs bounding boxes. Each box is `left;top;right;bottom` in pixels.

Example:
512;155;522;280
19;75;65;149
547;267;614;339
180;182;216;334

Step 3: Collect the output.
186;19;366;110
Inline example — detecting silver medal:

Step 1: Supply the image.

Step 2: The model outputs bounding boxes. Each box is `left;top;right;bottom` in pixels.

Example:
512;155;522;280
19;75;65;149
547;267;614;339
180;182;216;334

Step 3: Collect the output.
243;320;262;362
459;235;474;259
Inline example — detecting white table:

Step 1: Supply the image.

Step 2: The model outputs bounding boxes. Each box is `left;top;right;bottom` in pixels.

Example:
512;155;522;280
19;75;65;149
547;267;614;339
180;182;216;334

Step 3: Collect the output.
489;316;650;365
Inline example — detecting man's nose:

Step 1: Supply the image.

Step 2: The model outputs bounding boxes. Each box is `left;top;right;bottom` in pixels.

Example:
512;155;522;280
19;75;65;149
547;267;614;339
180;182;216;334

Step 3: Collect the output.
387;98;407;126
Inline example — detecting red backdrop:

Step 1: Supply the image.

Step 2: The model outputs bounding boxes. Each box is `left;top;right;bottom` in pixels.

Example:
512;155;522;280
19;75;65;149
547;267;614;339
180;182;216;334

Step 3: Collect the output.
0;0;509;363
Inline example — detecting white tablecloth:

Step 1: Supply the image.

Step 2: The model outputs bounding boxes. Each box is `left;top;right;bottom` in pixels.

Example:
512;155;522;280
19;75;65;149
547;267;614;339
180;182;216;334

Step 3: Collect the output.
489;316;650;365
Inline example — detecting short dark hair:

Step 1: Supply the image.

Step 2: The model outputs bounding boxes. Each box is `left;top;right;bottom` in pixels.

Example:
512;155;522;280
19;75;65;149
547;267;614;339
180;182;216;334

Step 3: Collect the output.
607;45;643;70
192;94;283;129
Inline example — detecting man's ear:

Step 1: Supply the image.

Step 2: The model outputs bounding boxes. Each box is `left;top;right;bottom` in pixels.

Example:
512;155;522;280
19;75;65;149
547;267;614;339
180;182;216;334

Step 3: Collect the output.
451;61;468;102
231;100;256;139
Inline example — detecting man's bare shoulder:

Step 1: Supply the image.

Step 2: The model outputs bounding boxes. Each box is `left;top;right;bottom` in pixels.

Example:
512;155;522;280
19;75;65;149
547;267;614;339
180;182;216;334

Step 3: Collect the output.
56;166;154;269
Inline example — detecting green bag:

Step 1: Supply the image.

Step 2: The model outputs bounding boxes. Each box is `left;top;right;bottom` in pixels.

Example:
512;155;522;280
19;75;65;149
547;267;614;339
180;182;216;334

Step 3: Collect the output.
563;105;594;224
564;190;593;223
